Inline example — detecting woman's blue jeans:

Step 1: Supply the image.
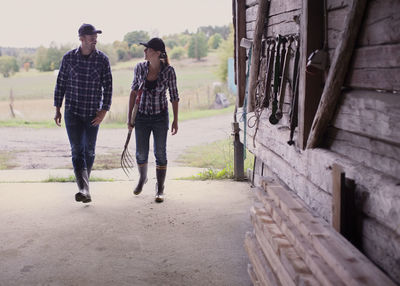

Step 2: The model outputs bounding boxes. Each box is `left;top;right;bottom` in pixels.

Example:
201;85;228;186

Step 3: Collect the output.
135;111;169;166
64;110;99;172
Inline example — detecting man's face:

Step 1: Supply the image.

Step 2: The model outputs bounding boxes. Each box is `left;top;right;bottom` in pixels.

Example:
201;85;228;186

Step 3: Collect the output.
80;34;98;50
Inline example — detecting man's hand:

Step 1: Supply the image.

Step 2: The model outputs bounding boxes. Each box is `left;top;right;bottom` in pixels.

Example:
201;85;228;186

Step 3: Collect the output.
54;109;62;127
171;120;178;135
92;110;107;126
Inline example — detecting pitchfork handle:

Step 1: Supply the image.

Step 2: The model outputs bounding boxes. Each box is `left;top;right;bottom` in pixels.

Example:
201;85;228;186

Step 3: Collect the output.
124;130;132;148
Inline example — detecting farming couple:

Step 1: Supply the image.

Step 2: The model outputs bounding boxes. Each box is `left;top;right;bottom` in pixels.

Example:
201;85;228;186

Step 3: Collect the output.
53;24;179;204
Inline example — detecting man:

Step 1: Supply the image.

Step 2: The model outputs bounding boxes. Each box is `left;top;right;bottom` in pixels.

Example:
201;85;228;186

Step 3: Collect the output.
54;23;112;203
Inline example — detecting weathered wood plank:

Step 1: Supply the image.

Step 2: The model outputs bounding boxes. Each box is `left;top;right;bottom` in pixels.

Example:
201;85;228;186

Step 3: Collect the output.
252;206;320;285
343;44;400;90
328;0;400;49
248;263;261;286
345;68;400;91
332;90;400;145
252;215;297;286
264;183;397;286
247;19;300;39
246;115;400;236
254;187;346;286
351;44;400;69
326;128;400;179
306;0;368;148
246;0;258;7
245;232;281;286
327;0;350;10
361;217;400;283
246;0;301;22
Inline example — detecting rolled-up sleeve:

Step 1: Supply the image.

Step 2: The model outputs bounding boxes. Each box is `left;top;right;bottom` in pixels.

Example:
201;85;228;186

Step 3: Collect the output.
168;66;179;102
101;57;113;111
131;64;141;91
54;56;68;107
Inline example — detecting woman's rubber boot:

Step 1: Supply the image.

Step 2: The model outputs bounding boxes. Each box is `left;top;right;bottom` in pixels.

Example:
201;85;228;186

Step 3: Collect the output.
155;166;166;203
134;163;148;195
74;169;91;203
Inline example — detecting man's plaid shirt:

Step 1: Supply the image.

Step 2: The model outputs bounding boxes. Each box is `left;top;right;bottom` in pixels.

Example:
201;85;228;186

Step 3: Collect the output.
131;61;179;115
54;48;113;117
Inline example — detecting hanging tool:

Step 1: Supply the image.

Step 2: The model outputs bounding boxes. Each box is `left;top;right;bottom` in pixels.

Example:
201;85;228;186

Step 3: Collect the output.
288;36;300;145
121;83;143;177
262;38;275;109
275;36;294;121
269;35;284;125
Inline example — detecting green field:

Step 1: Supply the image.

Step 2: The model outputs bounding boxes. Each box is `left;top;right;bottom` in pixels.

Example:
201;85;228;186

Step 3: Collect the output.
0;52;223;100
0;52;235;123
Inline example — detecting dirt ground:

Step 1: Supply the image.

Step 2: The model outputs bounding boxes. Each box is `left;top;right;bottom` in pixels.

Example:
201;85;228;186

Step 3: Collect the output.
0;113;254;286
0;112;234;170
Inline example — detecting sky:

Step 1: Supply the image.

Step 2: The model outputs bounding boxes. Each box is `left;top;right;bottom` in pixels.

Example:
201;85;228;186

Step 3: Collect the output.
0;0;233;48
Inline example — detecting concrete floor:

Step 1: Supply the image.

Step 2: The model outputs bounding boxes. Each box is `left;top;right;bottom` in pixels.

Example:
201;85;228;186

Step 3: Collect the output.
0;169;253;286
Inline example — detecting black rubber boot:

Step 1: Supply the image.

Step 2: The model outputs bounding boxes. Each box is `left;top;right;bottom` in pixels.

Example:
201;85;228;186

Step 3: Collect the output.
74;169;91;203
155;166;166;203
134;163;148;195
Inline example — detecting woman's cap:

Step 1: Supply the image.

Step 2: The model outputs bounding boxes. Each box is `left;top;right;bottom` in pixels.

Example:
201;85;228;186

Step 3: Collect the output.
79;24;102;36
140;38;166;52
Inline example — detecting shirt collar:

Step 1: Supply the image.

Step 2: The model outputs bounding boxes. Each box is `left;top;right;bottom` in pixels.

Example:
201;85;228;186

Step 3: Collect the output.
75;47;99;58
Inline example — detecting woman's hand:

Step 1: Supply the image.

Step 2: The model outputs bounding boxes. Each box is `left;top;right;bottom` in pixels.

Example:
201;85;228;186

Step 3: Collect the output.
127;122;134;131
171;120;178;135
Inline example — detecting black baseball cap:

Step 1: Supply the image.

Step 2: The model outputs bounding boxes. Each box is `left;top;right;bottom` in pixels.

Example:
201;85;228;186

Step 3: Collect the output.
78;24;102;36
140;38;166;52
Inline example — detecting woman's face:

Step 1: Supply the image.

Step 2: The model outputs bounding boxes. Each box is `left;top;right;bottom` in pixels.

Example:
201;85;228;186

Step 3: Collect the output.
144;47;160;61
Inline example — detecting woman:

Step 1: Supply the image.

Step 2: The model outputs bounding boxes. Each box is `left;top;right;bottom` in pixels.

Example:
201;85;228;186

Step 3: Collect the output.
127;37;179;203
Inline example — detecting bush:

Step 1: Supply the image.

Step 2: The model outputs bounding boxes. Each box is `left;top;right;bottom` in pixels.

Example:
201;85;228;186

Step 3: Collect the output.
0;56;19;77
208;33;223;50
170;46;186;60
188;32;208;60
129;44;144;58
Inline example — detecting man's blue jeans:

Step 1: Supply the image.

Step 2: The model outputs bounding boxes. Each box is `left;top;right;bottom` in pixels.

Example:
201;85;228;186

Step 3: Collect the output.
135;110;169;166
64;110;99;172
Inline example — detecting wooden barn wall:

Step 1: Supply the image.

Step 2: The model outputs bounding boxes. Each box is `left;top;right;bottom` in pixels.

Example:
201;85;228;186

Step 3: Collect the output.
242;0;400;282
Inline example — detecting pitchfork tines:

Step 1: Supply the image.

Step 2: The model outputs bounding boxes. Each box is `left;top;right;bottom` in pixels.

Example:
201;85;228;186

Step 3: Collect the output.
121;130;135;177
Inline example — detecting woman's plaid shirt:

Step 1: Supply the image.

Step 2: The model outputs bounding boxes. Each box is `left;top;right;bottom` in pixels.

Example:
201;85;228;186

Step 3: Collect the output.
131;61;179;115
54;48;113;117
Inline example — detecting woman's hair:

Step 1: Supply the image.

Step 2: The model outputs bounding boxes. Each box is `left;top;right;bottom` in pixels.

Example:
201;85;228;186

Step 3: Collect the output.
160;51;170;66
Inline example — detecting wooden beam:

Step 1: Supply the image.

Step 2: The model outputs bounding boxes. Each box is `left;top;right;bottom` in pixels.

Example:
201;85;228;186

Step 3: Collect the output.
245;232;281;286
298;0;325;149
247;0;269;112
306;0;368;149
263;182;397;286
235;0;247;107
332;163;344;232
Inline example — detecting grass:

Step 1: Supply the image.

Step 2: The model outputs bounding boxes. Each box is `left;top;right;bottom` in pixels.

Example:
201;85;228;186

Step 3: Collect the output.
0;151;18;170
43;175;113;183
0;104;235;128
92;152;121;170
177;137;254;180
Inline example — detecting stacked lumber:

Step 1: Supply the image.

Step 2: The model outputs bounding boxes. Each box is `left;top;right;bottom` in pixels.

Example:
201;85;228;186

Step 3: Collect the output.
244;179;396;286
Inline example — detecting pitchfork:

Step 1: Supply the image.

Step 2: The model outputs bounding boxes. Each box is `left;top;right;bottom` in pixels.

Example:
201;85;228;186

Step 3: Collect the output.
121;85;143;177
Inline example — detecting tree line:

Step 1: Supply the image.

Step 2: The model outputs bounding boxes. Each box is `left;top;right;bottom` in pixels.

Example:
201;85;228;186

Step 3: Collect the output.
0;25;232;80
